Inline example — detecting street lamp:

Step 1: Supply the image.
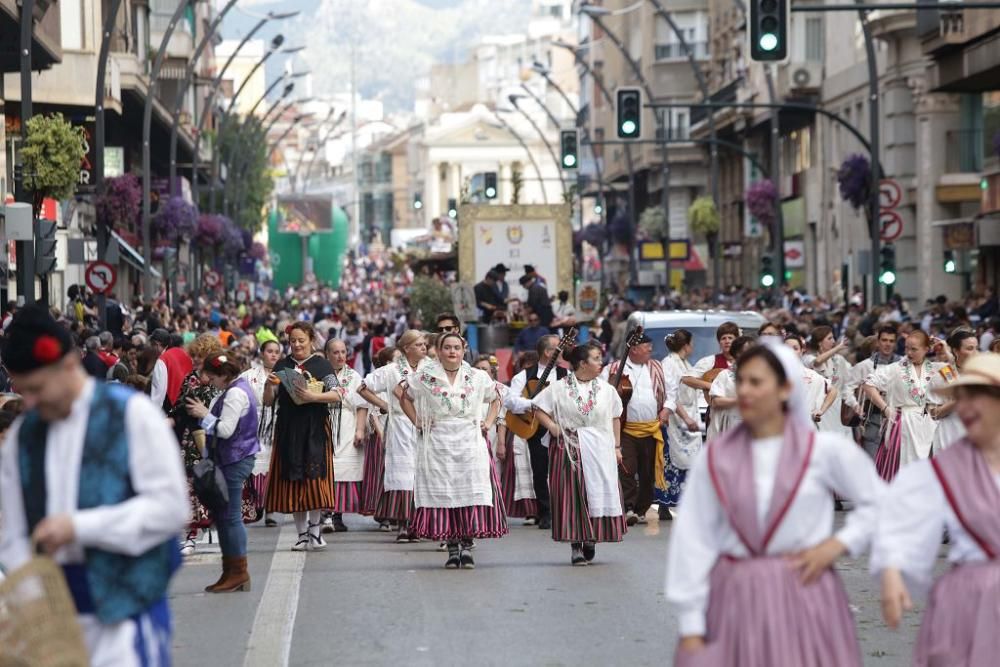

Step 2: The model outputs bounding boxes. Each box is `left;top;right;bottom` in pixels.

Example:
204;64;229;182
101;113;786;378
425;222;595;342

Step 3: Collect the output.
298;110;348;193
508;93;568;199
492;111;550;205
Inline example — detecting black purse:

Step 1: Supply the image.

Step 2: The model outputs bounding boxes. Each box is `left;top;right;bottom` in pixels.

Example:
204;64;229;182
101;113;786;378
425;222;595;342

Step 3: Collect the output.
191;391;230;512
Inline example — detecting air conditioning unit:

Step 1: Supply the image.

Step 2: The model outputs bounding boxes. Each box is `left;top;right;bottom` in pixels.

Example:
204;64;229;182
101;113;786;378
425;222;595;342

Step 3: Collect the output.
788;62;823;93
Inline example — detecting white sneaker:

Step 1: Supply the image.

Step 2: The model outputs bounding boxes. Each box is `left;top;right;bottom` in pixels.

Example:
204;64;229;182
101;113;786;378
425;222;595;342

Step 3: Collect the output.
180;538;196;557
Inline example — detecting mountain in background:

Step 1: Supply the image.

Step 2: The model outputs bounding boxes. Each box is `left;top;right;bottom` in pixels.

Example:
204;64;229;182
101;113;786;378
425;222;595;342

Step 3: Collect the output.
220;0;533;112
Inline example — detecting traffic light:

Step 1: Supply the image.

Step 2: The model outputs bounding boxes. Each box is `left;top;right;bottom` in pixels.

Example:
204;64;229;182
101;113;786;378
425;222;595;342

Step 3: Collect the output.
943;250;957;274
879;244;896;286
560;129;579;169
484;172;498;199
749;0;789;62
759;254;776;288
447;198;458;219
34;219;57;275
616;88;641;139
413;193;423;210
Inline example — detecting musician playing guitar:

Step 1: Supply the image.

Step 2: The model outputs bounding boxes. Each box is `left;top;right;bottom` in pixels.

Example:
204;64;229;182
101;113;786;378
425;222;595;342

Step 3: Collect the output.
682;321;741;397
602;331;668;527
503;334;568;530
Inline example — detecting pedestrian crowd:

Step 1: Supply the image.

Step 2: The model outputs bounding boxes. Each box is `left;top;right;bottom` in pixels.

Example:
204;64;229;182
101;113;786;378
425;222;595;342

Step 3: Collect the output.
1;253;999;666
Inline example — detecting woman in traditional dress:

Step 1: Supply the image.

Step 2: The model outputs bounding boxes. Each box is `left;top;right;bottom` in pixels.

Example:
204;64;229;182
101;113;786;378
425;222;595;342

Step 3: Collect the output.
324;337;364;533
400;333;508;569
532;341;628;566
874;352;1000;666
263;322;342;552
863;330;942;481
170;333;224;556
357;329;428;542
665;342;884;666
659;329;703;519
491;359;540;525
706;336;754;439
358;346;398;529
786;334;838;429
239;337;282;526
804;326;854;439
928;328;978;454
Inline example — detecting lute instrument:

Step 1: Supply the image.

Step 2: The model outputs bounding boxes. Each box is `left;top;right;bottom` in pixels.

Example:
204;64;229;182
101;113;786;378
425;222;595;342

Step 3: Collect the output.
701;367;725;403
610;327;646;428
504;327;578;440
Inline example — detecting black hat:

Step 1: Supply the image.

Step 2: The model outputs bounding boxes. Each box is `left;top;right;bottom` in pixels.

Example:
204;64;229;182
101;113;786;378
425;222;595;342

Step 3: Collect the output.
492;263;510;273
524;264;536;274
518;274;533;287
635;333;653;345
149;328;171;346
1;305;74;374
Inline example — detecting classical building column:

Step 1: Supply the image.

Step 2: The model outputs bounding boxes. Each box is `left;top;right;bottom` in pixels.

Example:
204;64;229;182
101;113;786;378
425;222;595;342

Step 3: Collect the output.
449;162;462;201
909;77;963;304
426;161;440;224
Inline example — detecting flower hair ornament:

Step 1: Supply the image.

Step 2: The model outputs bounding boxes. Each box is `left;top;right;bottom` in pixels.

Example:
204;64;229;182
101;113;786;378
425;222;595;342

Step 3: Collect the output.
210;355;228;368
32;335;63;364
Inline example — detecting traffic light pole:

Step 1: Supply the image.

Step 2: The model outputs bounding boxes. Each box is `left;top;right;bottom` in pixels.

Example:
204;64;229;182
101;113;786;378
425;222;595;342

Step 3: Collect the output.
17;0;35;306
508;95;568;200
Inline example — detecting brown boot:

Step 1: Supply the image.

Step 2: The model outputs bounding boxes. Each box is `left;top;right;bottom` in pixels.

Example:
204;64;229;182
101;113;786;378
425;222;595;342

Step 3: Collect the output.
207;556;250;593
204;557;233;593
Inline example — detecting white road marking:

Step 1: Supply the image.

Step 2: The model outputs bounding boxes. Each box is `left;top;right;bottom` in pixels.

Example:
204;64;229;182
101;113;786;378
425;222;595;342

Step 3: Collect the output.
243;524;305;667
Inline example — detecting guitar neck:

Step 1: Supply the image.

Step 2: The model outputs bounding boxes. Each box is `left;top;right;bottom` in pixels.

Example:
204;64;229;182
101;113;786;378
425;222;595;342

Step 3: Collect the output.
528;358;559;399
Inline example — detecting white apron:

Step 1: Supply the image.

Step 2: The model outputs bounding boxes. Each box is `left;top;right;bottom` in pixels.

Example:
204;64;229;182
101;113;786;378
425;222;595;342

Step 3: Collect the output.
409;363;496;508
362;358;426;491
330;367;364;481
663;354;703;470
532;376;624;518
866;359;941;466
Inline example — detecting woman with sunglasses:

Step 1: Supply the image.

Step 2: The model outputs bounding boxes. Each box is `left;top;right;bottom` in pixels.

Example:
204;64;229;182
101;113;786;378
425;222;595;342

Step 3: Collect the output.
666;342;883;665
399;333;508;569
874;352;1000;666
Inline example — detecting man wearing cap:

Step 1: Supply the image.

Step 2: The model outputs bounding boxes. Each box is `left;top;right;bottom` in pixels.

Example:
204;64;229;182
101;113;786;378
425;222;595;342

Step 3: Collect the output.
520;273;554;329
602;333;669;526
149;327;193;413
0;305;188;665
474;270;507;324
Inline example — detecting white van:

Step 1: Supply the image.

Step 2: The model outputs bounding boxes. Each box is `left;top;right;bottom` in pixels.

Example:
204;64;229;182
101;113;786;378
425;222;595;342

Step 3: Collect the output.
626;310;769;362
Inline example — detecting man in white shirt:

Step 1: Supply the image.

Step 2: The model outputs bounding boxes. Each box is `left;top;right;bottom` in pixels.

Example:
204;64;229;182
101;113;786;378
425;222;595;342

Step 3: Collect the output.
504;334;566;530
602;333;668;525
149;328;193;412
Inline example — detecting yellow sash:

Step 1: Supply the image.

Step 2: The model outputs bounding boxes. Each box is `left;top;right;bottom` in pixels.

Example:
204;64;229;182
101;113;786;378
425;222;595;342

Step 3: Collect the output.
623;420;667;491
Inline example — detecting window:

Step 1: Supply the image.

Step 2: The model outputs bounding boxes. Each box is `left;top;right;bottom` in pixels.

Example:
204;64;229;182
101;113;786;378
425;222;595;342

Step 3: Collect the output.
655;11;709;62
805;18;824;63
61;0;85;50
670;110;689;140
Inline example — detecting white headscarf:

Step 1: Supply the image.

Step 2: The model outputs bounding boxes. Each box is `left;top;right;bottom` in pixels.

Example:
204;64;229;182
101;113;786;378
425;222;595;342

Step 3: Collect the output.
760;338;812;427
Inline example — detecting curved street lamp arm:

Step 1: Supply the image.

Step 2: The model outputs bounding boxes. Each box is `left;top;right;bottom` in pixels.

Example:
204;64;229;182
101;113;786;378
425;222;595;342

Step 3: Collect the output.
492;112;549;206
509;98;567;199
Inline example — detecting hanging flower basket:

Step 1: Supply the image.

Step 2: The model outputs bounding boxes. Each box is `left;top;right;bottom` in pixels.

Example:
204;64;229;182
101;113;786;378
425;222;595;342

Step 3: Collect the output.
609;208;634;247
688;196;720;236
249;241;268;260
837;154;871;211
196;213;225;245
745;179;778;228
95;174;142;234
154;196;198;242
638;206;667;242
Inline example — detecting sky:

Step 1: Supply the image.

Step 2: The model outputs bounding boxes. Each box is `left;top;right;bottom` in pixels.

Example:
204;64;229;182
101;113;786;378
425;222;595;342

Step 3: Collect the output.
219;0;534;112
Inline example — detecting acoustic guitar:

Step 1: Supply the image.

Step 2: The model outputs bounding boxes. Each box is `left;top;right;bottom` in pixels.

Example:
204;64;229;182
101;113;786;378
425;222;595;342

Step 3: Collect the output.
611;327;646;428
504;327;578;440
701;367;725;403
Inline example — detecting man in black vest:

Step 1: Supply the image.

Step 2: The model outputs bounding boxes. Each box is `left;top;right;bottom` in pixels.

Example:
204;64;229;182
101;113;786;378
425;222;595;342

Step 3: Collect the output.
504;334;566;530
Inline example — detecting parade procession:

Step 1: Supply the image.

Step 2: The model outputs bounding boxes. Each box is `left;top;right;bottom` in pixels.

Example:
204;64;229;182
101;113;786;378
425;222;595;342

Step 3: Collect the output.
3;0;1000;665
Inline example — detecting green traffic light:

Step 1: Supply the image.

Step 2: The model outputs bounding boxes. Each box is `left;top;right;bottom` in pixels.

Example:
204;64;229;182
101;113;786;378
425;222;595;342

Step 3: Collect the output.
563;154;577;168
621;120;637;136
879;270;897;286
944;259;956;273
485;187;496;198
759;33;779;51
760;273;775;288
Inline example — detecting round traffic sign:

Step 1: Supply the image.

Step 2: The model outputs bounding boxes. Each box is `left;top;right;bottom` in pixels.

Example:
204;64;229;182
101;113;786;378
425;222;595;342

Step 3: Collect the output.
204;270;221;289
879;209;903;242
85;261;117;294
880;179;902;210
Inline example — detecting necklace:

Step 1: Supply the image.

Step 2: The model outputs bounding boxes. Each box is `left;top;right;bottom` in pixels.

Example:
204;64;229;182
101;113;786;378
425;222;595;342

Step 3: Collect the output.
567;372;600;416
901;358;932;406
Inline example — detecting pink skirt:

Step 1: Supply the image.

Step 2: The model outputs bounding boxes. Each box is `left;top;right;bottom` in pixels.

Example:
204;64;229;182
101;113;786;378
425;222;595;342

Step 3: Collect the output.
333;481;362;514
360;430;386;516
411;451;509;541
500;432;538;519
915;560;1000;667
374;489;413;522
875;411;903;482
674;555;861;667
548;437;627;544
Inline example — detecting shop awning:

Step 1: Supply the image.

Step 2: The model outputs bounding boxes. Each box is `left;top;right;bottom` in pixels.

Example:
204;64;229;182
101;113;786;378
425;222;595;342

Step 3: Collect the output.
111;230;162;278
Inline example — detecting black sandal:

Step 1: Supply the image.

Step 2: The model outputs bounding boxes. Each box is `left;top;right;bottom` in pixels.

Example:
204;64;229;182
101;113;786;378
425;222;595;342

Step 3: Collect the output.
571;543;587;566
582;542;596;562
445;543;461;569
292;532;310;552
460;549;475;570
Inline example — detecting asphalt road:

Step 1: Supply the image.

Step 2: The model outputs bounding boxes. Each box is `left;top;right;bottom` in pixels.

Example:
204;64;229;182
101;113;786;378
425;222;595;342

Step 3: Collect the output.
170;512;929;667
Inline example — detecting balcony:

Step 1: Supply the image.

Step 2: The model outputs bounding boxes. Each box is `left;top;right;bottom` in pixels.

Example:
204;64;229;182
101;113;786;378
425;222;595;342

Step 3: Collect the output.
150;9;194;60
654;41;709;62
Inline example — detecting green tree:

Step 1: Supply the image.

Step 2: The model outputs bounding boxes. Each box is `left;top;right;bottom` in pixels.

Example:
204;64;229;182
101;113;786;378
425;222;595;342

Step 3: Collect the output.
20;114;86;216
409;274;454;324
639;205;667;241
687;196;720;236
510;164;523;204
218;117;274;232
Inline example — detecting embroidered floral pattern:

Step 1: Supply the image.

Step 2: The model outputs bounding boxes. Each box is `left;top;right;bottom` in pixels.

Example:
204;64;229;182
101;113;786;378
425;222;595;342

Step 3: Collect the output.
901;358;933;406
566;373;600;416
417;365;474;413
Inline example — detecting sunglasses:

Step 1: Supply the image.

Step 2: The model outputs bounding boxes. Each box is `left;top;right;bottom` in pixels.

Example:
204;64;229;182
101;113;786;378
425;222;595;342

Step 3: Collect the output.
438;325;459;332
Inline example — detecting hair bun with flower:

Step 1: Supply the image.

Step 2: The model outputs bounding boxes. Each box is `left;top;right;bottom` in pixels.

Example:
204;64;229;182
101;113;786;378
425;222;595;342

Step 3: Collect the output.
32;335;63;364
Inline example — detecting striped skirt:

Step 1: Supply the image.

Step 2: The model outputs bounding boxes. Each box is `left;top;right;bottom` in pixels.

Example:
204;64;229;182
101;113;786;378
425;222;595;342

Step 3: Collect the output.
500;433;538;518
374;489;414;522
333;481;362;514
411;452;509;541
265;428;336;514
360;430;386;516
548;437;627;544
875;411;903;482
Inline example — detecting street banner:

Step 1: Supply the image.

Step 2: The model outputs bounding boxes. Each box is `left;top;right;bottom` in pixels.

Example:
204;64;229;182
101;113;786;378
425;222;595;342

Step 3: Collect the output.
575;281;601;322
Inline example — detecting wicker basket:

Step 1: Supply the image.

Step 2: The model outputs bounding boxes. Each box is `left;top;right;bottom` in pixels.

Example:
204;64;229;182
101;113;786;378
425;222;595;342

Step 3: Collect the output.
0;556;89;666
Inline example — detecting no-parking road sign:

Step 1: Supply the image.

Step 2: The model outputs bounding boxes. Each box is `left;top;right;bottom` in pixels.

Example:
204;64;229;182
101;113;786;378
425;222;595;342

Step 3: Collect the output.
85;261;117;294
